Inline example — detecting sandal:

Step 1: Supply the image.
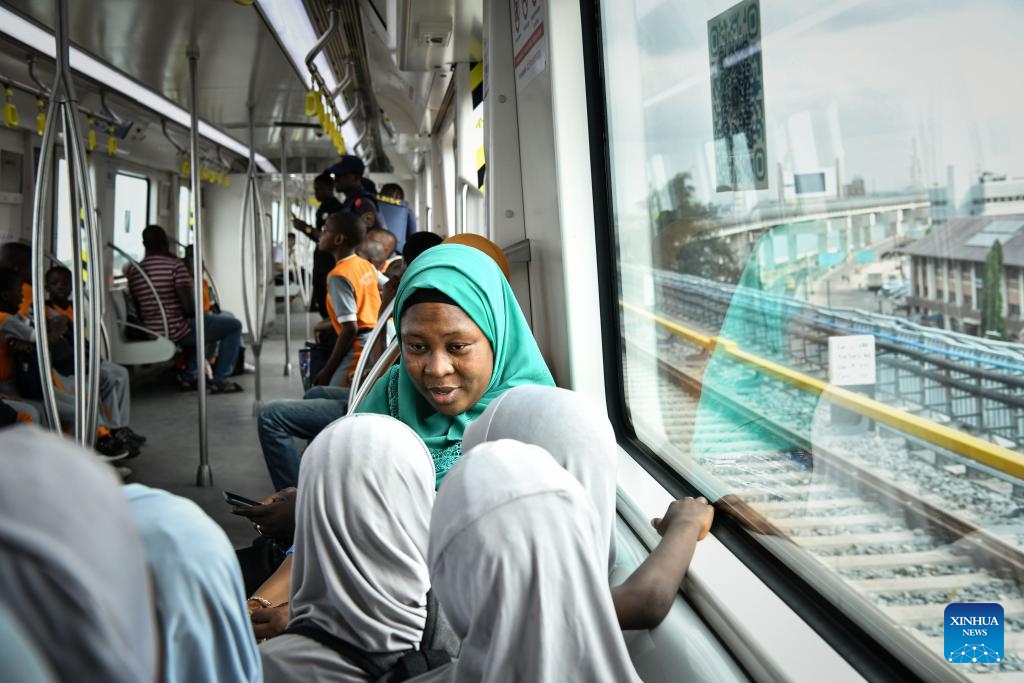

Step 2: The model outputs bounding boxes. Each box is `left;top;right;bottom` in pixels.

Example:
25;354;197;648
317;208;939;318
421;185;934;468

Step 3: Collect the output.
209;381;244;394
176;376;199;392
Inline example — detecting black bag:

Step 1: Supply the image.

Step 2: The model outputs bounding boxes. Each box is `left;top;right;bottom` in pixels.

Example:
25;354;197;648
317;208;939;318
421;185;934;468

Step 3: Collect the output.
284;591;452;682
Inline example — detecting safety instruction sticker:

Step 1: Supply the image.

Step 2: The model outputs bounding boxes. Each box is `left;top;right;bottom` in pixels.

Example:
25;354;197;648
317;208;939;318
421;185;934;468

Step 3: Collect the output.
828;334;876;386
511;0;547;90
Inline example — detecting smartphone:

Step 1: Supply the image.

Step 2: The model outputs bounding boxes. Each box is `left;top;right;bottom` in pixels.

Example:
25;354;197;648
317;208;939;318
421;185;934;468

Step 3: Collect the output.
223;490;261;508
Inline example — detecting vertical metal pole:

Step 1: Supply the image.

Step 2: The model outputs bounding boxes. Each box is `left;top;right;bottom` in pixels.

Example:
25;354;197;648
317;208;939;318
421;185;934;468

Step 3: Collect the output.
248;104;264;413
300;149;310;342
281;130;292;376
189;44;212;487
62;110;86;447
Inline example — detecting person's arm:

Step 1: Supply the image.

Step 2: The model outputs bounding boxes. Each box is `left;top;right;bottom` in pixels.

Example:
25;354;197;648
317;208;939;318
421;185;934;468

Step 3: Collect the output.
248;554;292;613
610;497;714;630
314;320;356;386
172;262;196;317
292;216;320;242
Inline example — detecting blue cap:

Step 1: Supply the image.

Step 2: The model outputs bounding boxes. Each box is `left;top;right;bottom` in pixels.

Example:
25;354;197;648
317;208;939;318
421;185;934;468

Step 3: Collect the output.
326;154;365;176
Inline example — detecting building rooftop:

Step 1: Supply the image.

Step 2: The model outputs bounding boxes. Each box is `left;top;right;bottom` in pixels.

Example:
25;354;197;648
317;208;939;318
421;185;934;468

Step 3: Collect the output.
902;214;1024;266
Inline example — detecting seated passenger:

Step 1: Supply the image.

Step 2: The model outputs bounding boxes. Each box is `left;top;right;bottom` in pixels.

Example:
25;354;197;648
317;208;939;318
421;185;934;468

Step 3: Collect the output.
0;266;129;458
241;243;554;621
312;211;381;387
464;385;714;629
0;426;158;683
273;233;298;286
416;439;641;682
356;243;554;485
127;225;243;393
260;414;456;681
0;242;34;317
124;484;262;683
355;236;389;288
441;233;511;280
45;264;146;452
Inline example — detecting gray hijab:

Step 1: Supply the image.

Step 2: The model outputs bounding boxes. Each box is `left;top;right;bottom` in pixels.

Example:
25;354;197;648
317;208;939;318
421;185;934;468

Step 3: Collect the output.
413;439;640;682
261;414;436;682
0;426;157;683
463;385;619;572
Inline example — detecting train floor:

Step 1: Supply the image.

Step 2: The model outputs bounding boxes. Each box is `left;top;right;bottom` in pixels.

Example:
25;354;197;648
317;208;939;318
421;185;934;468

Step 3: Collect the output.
123;297;314;547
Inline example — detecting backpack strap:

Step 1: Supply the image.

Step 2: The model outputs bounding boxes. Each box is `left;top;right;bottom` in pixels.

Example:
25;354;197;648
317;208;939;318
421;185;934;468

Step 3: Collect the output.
420;590;438;652
283;621;388;680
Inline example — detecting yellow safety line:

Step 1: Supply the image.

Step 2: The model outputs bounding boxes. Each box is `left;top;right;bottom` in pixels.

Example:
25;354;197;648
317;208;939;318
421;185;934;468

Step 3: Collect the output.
621;301;1024;480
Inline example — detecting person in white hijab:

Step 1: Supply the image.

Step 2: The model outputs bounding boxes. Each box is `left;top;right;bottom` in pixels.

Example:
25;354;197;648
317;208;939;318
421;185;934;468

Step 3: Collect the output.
124;484;262;683
0;426;158;683
260;413;444;682
412;439;641;682
462;385;714;630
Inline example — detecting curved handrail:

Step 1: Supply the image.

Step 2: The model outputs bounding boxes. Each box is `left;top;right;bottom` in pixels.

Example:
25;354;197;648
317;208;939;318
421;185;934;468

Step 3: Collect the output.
347;338;399;415
349;297;394;398
107;243;170;339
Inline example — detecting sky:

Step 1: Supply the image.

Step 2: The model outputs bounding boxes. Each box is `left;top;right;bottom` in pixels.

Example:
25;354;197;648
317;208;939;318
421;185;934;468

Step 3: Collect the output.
613;0;1024;214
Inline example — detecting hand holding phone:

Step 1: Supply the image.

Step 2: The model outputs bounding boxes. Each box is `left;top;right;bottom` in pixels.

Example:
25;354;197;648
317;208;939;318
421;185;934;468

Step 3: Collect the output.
223;490;260;508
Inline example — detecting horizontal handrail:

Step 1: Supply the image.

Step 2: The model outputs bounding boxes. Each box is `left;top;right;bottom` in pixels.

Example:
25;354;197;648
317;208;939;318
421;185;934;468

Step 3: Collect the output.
621;301;1024;480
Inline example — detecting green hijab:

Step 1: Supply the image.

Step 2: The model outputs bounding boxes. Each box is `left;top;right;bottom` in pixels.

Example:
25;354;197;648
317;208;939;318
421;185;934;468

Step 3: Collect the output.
357;244;554;485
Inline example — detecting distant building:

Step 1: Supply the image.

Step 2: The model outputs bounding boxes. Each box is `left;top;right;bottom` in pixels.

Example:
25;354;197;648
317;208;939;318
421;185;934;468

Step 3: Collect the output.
902;214;1024;336
970;175;1024;216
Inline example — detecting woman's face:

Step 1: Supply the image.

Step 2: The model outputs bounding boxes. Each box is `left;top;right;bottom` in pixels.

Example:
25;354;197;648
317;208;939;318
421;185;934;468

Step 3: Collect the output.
400;302;495;416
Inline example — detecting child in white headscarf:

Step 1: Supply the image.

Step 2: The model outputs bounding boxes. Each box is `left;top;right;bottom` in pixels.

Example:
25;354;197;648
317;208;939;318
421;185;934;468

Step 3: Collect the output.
260;414;453;681
463;385;714;629
412;439;642;682
124;484;262;683
0;426;158;683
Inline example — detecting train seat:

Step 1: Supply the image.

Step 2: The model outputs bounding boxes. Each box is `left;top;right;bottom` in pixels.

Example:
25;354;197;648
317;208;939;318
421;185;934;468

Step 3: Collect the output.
106;289;176;366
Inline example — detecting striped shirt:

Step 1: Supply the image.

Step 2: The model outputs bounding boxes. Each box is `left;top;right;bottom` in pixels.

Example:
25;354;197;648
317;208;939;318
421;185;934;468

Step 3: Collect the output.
126;253;192;342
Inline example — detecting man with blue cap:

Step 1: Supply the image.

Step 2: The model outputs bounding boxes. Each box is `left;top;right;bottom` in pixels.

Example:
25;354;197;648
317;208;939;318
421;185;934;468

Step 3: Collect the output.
326;155;379;229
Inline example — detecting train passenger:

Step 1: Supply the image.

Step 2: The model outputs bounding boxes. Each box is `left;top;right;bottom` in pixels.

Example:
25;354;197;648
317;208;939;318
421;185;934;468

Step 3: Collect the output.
0;242;34;317
291;172;343;319
124;485;262;683
366;225;398;262
260;414;456;681
44;264;146;452
314;211;381;387
240;242;550;626
273;233;298;286
356;243;553;485
327;155;379;230
128;225;243;393
255;212;380;490
355;235;390;286
377;183;418;255
0;266;131;458
412;439;641;682
0;426;158;683
441;233;511;279
464;385;715;629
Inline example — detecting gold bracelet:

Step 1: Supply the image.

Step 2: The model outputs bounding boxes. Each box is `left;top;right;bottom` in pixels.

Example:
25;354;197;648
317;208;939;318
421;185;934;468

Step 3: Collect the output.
248;595;273;608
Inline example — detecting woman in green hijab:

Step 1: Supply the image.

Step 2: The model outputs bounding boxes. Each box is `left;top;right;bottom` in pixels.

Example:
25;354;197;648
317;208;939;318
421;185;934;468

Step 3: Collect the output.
357;243;555;485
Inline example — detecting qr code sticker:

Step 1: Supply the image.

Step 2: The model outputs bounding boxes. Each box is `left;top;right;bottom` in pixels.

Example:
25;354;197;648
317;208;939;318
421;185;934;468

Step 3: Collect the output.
708;0;768;192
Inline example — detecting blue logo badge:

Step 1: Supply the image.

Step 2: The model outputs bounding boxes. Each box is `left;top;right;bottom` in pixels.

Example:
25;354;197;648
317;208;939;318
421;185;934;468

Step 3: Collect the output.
944;603;1003;664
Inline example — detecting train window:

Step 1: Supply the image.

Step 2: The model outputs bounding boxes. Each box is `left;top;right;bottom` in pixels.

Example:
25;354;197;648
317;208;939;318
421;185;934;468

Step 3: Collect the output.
600;0;1023;675
178;184;191;245
112;172;150;271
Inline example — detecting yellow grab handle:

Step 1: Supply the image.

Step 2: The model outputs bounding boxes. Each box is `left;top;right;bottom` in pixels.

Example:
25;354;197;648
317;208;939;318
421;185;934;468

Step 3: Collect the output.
3;88;18;128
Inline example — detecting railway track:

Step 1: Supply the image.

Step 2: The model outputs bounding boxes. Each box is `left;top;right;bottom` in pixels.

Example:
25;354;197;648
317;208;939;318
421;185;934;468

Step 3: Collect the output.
624;340;1024;679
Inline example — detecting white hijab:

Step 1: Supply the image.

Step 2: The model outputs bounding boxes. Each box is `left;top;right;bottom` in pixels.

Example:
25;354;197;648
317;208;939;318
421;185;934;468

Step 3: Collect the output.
124;484;262;683
414;439;640;682
463;385;618;572
261;414;436;682
0;426;157;683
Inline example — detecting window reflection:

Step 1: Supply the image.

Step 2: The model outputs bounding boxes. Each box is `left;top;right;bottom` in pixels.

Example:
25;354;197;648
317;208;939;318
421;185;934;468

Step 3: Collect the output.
603;0;1024;675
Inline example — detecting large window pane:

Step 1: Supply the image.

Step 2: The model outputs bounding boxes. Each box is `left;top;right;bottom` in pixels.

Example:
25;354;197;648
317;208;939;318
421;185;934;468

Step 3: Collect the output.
601;0;1024;676
112;172;149;272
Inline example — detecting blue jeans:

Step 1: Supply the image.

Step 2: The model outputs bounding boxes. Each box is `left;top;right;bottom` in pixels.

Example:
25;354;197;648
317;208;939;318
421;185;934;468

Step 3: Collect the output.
257;386;349;489
180;313;242;384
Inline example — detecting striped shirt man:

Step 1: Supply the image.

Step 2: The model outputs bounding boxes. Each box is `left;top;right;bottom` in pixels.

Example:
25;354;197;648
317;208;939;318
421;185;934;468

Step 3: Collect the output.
127;253;192;342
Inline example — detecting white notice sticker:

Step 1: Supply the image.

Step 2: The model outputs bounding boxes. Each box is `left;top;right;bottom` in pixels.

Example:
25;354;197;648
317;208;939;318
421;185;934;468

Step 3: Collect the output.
828;334;876;386
511;0;547;90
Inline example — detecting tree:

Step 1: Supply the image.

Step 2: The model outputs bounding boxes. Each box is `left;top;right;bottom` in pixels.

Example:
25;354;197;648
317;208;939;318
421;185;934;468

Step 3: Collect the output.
981;240;1007;340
